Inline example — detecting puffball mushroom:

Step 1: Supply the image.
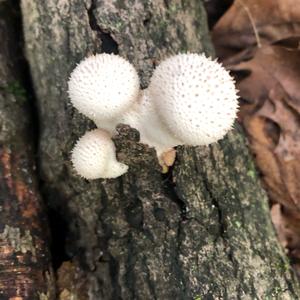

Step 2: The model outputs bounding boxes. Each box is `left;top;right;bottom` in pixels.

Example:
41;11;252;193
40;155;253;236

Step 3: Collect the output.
68;53;239;179
68;53;140;131
71;129;128;179
148;53;239;147
121;53;239;157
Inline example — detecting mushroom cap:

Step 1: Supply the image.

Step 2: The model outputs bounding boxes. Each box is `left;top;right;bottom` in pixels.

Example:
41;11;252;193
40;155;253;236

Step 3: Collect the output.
148;53;239;145
71;129;128;179
68;54;139;122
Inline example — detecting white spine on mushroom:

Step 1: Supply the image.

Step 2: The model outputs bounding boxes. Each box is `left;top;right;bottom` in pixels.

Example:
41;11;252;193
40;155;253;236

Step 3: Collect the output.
68;53;140;132
71;129;128;179
148;53;239;147
68;53;238;179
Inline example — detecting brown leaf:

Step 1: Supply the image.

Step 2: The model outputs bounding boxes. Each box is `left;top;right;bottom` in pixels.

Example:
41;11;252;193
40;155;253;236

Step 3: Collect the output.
212;0;300;60
213;0;300;277
272;204;300;274
233;44;300;210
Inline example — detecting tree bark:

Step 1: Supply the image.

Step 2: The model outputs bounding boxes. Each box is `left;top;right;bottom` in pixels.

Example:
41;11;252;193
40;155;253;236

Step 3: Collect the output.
0;1;55;299
18;0;300;299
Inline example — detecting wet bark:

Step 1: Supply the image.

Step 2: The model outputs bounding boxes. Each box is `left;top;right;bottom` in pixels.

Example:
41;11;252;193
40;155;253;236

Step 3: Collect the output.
0;1;54;299
12;0;300;299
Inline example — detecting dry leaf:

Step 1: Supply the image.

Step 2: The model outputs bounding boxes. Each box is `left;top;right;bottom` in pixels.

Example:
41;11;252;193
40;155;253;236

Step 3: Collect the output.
211;0;300;276
212;0;300;60
232;43;300;210
272;204;300;275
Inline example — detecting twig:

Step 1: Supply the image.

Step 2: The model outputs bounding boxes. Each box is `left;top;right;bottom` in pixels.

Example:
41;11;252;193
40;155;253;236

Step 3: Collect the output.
237;0;262;48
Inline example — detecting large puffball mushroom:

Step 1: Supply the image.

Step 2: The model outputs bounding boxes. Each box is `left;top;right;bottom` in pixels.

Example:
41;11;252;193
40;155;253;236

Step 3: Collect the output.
68;54;140;131
148;53;239;146
71;129;128;179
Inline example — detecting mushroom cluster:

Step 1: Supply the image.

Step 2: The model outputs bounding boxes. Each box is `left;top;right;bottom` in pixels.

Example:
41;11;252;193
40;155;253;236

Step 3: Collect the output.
68;53;238;179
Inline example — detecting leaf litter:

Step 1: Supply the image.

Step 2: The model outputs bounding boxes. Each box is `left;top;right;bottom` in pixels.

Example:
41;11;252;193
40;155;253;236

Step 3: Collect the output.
212;0;300;274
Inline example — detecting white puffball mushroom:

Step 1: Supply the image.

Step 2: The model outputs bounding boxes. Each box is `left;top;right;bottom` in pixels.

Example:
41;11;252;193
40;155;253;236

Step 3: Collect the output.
71;129;128;179
68;52;239;178
148;53;239;146
68;54;140;128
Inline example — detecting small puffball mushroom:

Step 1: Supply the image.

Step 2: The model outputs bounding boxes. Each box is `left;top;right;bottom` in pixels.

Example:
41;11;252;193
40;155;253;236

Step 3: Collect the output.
71;129;128;179
148;53;239;146
68;53;140;129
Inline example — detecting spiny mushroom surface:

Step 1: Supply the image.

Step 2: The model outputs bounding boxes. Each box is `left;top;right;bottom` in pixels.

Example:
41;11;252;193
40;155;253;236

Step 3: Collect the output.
68;53;140;130
68;53;239;179
148;53;239;146
71;129;128;179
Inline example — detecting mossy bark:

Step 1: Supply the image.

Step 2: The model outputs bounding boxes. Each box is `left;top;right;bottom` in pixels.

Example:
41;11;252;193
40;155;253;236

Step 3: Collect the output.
0;1;54;299
18;0;300;299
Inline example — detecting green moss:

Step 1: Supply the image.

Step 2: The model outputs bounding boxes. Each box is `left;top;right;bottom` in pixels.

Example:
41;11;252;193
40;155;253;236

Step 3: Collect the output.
1;81;26;103
234;220;242;228
265;285;285;298
169;3;180;13
114;20;125;31
274;258;291;274
247;169;256;179
149;19;168;45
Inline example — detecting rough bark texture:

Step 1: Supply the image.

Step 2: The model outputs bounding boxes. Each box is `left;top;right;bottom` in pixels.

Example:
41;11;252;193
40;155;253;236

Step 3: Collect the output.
19;0;300;299
0;1;54;299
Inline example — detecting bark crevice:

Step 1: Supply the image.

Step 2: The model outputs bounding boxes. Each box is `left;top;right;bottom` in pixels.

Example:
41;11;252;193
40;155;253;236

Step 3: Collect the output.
0;0;55;298
86;0;119;54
